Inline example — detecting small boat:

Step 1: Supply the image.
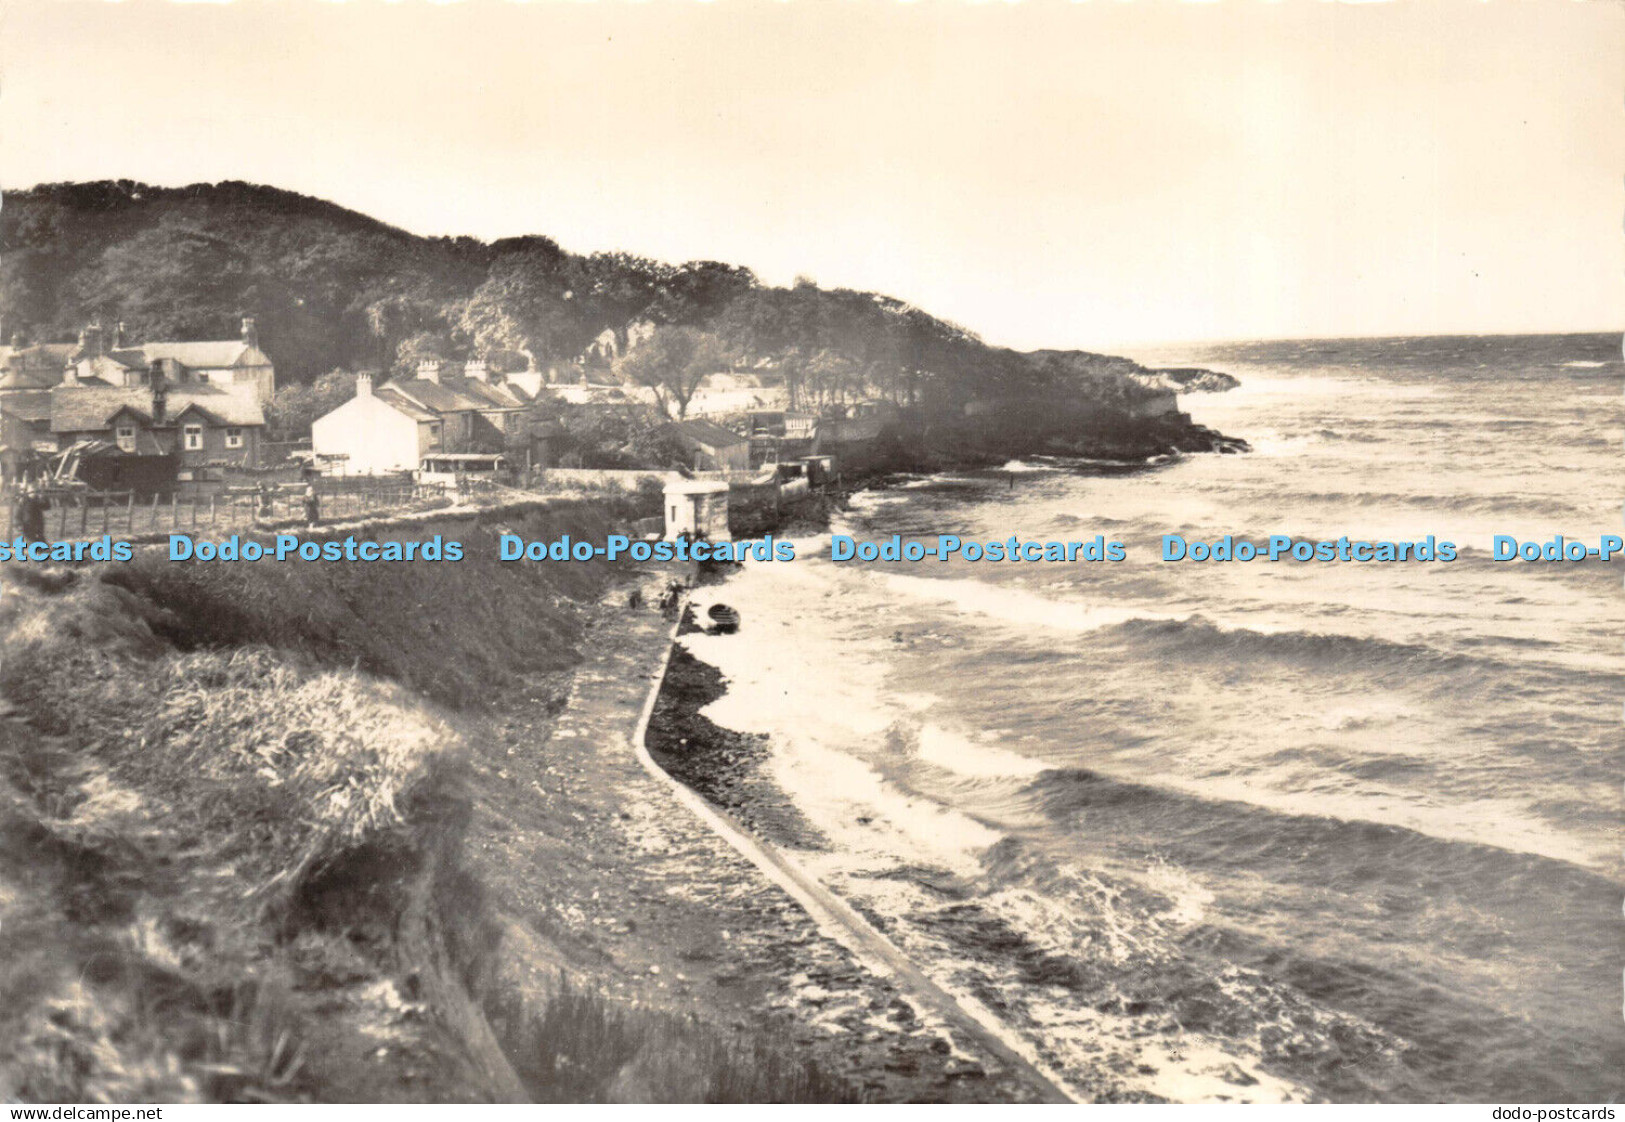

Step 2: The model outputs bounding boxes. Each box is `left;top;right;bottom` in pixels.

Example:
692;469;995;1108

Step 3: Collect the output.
707;603;741;634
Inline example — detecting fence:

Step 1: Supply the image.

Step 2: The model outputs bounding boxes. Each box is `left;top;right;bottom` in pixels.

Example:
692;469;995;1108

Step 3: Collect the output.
0;480;449;541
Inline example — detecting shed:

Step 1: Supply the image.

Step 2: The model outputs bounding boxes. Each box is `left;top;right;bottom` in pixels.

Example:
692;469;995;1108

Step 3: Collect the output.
655;419;751;473
664;478;730;542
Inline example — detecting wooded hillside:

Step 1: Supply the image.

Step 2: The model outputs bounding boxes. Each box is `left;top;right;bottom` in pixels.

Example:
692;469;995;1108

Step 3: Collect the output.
1;179;1158;416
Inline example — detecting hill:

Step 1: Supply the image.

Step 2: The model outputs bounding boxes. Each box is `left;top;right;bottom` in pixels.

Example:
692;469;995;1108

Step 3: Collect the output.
1;180;1177;426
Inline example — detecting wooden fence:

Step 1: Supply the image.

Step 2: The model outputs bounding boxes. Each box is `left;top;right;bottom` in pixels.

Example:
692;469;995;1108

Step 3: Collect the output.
0;480;448;541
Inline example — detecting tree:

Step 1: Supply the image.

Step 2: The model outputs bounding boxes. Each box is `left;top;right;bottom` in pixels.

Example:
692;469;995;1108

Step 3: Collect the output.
457;242;592;371
647;260;757;326
265;368;360;440
69;220;252;340
614;326;726;420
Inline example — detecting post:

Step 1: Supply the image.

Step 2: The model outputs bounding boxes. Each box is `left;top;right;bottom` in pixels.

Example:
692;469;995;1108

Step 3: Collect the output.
170;492;178;530
150;492;160;535
79;496;88;534
101;494;110;534
210;496;217;528
127;491;135;533
57;499;68;539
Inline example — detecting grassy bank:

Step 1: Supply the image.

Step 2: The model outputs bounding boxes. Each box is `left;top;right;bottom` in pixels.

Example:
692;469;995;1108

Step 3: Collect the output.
0;496;871;1102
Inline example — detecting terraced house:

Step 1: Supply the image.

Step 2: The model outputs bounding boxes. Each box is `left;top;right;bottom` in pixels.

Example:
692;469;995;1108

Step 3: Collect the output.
312;360;548;474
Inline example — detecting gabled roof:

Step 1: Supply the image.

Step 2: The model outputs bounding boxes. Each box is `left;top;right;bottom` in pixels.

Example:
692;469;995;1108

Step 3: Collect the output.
659;418;750;447
51;385;264;433
372;386;441;423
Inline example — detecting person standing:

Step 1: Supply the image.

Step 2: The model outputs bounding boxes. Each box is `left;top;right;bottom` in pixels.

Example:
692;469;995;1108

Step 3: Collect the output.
13;484;48;541
302;481;321;528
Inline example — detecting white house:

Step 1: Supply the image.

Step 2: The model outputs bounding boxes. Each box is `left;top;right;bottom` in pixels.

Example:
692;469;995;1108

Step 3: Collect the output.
312;373;442;474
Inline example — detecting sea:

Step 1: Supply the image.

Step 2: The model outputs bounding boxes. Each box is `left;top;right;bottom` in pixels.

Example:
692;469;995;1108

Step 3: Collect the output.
678;333;1623;1103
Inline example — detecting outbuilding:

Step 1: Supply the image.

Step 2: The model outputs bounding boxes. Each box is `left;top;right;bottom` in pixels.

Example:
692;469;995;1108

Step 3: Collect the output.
664;478;730;542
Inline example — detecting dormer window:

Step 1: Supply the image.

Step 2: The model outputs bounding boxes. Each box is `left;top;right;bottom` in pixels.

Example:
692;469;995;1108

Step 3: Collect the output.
115;424;136;453
183;424;203;451
225;427;243;449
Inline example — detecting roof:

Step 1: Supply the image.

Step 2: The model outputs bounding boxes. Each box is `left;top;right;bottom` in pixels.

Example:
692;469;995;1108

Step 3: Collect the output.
661;419;749;448
99;341;261;370
0;343;76;373
385;377;494;415
0;391;54;423
0;369;57;391
545;383;650;407
422;453;505;465
372;386;441;423
51;385;264;433
450;378;528;409
665;478;730;495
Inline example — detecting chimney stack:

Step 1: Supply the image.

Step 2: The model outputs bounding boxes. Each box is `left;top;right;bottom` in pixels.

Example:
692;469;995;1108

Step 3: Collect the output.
114;321;128;349
151;361;168;424
355;371;374;397
417;359;441;384
465;359;489;383
80;322;105;359
241;317;258;350
61;363;79;388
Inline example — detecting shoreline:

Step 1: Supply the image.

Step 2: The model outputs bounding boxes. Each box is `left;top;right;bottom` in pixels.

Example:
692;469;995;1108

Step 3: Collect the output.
460;580;1056;1103
638;624;1076;1103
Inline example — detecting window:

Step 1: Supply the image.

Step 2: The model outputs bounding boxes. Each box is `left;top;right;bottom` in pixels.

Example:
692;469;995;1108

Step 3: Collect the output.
427;422;442;449
195;372;210;384
115;425;136;454
225;427;243;449
183;424;203;451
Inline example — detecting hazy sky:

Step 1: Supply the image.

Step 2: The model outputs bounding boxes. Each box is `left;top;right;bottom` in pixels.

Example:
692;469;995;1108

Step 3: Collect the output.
2;0;1619;349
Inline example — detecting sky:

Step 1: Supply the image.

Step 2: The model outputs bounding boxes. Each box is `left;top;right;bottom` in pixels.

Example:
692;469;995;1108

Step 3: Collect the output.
1;0;1619;350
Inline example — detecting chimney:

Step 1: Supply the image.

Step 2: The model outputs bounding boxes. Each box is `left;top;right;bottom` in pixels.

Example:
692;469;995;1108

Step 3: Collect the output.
151;361;168;425
241;317;258;349
60;363;79;388
114;321;128;349
417;359;441;384
465;359;488;383
80;322;105;358
355;371;373;397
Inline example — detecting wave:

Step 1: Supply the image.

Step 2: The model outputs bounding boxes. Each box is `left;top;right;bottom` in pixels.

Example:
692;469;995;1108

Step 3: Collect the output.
877;571;1189;634
1018;767;1621;896
874;570;1616;687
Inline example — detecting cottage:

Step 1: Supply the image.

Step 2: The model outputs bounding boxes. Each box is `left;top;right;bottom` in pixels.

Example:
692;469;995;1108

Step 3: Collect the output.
67;319;276;403
312;360;552;475
654;418;751;473
49;368;266;492
664;478;730;542
312;373;442;474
